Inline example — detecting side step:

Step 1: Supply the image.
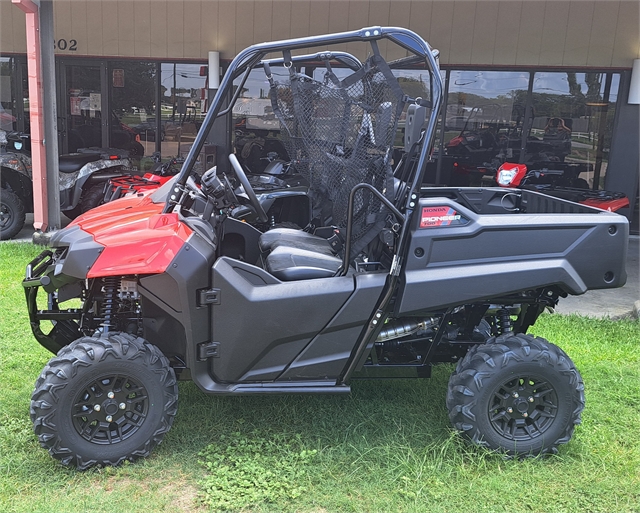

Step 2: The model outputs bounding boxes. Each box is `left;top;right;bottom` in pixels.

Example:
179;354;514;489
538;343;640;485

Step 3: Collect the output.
202;380;351;395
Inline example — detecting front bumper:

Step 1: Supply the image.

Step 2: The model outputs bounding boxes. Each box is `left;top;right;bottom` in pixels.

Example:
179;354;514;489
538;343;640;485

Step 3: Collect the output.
23;249;84;354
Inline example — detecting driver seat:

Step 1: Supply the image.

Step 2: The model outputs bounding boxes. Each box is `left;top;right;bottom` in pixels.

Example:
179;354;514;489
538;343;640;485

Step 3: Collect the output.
259;227;344;281
259;227;337;255
264;244;343;281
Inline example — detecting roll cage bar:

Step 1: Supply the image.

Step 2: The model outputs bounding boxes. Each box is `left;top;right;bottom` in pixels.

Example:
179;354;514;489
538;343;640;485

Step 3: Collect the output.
164;26;443;214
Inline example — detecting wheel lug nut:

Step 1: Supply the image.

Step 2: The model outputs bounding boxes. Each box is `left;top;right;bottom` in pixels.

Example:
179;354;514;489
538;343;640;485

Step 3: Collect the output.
108;392;115;399
512;392;519;398
106;415;113;422
119;403;126;410
528;397;534;403
93;405;101;412
507;407;513;413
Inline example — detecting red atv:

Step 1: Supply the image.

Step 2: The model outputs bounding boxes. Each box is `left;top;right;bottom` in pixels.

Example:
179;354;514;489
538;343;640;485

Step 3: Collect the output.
23;27;628;470
105;153;181;202
496;162;630;212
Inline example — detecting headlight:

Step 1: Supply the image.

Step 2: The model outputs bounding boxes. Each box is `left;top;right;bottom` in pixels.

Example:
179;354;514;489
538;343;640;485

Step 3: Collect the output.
497;168;518;186
496;163;527;187
14;141;23;150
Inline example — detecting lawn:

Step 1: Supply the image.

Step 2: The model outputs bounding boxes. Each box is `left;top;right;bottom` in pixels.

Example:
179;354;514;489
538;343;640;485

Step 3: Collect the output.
1;242;639;513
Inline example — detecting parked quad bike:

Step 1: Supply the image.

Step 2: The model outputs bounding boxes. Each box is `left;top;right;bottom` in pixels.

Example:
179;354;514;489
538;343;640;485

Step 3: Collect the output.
0;129;136;239
495;162;630;212
444;103;591;188
23;27;628;470
445;104;571;164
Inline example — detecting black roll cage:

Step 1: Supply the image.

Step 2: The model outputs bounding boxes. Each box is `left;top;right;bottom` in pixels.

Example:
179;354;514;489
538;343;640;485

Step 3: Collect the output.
165;26;443;213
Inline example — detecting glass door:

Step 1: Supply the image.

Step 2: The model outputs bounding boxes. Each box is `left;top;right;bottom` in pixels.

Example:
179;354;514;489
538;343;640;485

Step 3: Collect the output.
58;60;107;153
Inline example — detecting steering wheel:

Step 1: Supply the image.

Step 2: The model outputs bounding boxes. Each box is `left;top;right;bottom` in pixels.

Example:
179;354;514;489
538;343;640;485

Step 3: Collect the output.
228;153;268;223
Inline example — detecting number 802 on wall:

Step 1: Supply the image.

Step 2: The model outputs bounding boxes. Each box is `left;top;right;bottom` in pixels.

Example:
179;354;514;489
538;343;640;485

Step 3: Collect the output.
53;39;78;51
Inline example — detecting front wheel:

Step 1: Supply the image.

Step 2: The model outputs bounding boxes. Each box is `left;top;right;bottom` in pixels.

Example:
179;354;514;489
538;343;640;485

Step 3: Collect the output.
128;141;145;158
446;334;584;456
0;188;26;240
31;333;178;469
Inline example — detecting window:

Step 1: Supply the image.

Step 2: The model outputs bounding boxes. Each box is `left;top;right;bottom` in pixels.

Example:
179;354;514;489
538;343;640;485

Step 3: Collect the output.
0;57;17;131
160;63;207;157
530;72;620;188
109;61;158;159
232;64;295;173
443;70;530;185
433;68;621;190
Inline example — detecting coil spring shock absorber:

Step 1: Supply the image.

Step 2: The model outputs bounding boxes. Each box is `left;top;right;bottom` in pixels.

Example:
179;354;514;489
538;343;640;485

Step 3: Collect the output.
496;308;513;334
99;277;121;333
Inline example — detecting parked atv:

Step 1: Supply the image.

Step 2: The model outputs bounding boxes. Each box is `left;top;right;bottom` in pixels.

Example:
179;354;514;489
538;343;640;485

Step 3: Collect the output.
104;152;182;202
495;162;629;212
23;27;628;470
0;129;136;239
444;104;588;189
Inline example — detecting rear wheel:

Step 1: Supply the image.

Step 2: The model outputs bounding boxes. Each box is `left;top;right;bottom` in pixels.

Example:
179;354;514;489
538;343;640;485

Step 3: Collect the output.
447;334;584;456
64;183;109;219
31;333;178;469
79;183;107;214
0;188;26;240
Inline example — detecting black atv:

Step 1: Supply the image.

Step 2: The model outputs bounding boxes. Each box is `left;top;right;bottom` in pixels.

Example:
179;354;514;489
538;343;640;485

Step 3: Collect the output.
23;27;627;470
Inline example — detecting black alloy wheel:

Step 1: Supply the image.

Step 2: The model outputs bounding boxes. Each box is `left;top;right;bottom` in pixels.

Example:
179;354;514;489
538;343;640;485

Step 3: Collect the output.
487;373;558;442
72;372;150;445
31;333;178;469
447;334;584;456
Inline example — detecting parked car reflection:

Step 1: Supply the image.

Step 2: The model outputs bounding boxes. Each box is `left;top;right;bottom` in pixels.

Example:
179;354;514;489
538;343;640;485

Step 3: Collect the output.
133;118;166;142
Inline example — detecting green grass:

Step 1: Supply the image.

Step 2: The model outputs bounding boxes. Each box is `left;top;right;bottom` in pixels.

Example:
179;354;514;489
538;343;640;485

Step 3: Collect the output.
1;242;639;513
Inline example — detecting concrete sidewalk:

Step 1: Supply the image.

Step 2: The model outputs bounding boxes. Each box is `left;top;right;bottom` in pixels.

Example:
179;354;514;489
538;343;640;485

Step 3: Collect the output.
9;213;71;243
6;217;640;319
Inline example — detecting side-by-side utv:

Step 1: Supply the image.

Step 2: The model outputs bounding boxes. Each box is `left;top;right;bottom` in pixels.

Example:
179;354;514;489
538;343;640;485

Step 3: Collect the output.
23;27;627;469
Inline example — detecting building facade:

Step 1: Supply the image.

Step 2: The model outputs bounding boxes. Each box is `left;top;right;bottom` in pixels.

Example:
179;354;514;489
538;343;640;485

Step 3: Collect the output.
1;0;639;224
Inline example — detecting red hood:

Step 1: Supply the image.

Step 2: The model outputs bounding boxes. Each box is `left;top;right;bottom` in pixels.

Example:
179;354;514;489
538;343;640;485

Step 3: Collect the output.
72;194;193;277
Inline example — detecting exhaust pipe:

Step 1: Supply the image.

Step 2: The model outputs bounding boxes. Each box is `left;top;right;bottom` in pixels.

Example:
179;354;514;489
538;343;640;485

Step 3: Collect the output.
376;317;439;343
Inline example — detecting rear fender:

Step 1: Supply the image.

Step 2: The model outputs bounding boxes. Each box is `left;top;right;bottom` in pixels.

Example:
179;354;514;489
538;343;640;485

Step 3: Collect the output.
59;159;131;209
396;195;628;315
